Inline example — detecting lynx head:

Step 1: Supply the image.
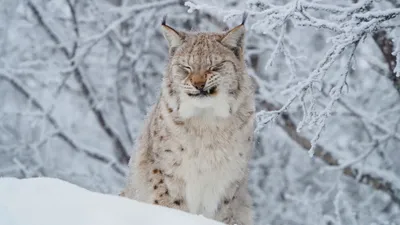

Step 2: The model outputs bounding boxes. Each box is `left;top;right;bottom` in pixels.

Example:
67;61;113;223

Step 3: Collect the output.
161;15;252;119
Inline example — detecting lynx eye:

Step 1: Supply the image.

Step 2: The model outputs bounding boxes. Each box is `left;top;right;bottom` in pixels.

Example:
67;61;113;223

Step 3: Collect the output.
178;64;192;73
209;62;225;72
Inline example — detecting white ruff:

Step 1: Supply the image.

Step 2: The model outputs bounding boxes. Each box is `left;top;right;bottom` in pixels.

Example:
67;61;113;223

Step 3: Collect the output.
178;93;231;119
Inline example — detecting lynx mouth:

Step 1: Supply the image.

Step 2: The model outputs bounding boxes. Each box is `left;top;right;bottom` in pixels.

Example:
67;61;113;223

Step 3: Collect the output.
188;86;217;97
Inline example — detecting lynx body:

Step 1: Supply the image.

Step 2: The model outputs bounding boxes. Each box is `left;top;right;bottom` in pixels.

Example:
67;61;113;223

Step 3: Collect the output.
121;16;255;225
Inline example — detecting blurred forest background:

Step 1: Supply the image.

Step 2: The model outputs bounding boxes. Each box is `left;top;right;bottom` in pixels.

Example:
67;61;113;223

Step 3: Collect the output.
1;0;400;224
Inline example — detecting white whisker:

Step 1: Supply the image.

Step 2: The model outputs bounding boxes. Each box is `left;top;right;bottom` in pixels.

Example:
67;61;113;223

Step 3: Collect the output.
204;75;221;89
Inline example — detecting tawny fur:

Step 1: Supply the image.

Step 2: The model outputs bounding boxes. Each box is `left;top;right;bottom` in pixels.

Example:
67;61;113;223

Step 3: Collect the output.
121;19;255;225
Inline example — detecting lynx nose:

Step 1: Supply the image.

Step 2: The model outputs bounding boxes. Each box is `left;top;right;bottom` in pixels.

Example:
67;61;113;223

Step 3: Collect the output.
190;74;206;91
193;82;205;90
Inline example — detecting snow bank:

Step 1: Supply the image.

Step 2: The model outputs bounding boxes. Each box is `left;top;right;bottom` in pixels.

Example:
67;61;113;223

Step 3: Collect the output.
0;177;223;225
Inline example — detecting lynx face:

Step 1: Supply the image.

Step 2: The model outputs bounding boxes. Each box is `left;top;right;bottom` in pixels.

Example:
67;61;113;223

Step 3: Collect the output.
162;21;249;118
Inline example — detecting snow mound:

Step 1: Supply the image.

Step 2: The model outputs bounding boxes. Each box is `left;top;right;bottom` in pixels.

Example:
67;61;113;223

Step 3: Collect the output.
0;177;223;225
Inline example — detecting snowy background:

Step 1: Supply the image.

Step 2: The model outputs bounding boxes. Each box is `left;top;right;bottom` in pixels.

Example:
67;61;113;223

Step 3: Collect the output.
1;0;400;224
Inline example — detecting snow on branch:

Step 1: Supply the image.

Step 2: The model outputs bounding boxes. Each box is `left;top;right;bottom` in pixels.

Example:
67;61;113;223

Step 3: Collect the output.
80;0;177;45
373;30;400;94
186;0;400;156
260;100;400;207
27;0;131;164
0;70;126;177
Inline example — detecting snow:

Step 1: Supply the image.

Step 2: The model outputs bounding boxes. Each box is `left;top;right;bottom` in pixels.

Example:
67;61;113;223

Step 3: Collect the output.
0;177;223;225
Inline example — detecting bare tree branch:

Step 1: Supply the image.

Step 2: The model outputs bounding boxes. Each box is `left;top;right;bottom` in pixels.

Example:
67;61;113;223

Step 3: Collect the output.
373;30;400;95
352;0;400;96
261;100;400;207
0;72;126;177
27;0;130;164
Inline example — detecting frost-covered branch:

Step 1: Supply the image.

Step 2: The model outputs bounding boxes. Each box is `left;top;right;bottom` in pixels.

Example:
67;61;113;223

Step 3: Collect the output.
0;71;125;176
27;0;130;164
373;30;400;95
260;100;400;206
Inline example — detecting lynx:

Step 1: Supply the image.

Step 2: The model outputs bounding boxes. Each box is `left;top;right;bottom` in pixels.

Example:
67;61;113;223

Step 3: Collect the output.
121;15;255;225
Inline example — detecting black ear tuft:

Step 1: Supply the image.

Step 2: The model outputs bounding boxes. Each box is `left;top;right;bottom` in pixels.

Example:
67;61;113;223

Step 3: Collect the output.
162;15;167;26
161;15;185;52
241;12;248;26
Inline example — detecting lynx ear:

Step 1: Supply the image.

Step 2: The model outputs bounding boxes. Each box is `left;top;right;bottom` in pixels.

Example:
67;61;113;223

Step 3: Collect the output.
220;13;247;58
161;16;184;53
221;25;245;49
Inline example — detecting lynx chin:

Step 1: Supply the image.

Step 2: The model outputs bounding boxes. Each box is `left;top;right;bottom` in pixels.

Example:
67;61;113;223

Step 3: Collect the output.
121;14;255;225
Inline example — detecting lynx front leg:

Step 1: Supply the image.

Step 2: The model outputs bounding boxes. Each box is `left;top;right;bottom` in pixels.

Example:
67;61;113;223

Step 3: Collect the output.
215;181;253;225
217;197;253;225
149;169;189;212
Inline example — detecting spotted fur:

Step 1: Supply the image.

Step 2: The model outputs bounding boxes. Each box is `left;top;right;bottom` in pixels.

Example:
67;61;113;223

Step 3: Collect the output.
121;16;255;225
